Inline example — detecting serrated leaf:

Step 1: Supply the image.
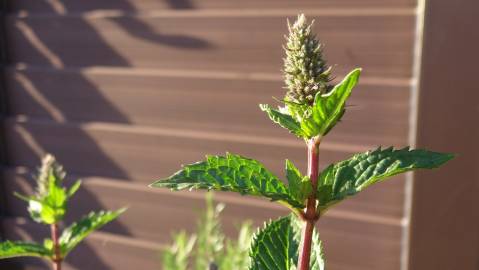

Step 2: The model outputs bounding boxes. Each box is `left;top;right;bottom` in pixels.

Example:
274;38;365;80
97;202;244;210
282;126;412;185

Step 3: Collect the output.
285;160;312;202
310;68;361;136
248;215;324;270
260;104;305;138
317;147;454;211
59;208;126;256
150;153;304;209
0;241;51;259
309;229;325;270
248;216;299;270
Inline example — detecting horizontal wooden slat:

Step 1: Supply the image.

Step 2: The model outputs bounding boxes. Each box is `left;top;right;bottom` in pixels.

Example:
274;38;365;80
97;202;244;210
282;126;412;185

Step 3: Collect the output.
3;1;415;270
6;15;415;78
4;171;402;270
3;116;406;217
10;0;416;13
4;117;403;198
5;68;410;147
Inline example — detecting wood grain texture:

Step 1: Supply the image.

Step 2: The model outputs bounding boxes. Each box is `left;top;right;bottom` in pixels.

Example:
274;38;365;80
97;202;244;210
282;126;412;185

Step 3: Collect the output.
10;0;416;13
5;68;410;147
6;15;415;78
1;1;419;269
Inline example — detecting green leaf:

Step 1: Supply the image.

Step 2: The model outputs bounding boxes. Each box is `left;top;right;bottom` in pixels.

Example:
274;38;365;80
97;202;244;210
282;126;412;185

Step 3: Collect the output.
0;241;51;259
59;208;126;256
30;183;67;224
286;160;312;202
310;68;361;136
40;175;67;223
260;104;304;138
249;216;299;270
15;175;70;225
14;192;62;225
271;68;361;139
309;229;325;270
248;215;324;270
150;153;304;209
67;180;82;198
317;147;454;211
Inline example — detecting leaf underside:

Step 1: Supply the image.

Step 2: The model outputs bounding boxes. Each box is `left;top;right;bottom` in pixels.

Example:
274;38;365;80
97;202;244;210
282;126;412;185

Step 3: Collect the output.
317;147;454;211
0;241;51;259
59;208;125;257
249;215;324;270
150;153;304;209
260;104;304;138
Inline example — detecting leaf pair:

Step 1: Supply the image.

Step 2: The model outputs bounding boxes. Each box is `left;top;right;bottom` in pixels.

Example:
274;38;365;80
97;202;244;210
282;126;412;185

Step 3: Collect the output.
0;209;125;260
261;68;361;139
151;148;453;214
150;149;451;267
249;215;324;270
14;178;80;225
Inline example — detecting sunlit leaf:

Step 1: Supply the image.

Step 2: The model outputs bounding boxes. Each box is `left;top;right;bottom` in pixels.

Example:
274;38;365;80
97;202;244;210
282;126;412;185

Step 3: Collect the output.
317;147;454;211
151;153;304;209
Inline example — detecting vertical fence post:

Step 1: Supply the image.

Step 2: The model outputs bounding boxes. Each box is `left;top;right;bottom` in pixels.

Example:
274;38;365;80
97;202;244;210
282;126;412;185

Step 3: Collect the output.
0;0;9;241
408;0;479;269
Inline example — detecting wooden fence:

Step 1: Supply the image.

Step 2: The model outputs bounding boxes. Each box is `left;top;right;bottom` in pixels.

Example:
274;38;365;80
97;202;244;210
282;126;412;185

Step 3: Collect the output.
0;0;476;269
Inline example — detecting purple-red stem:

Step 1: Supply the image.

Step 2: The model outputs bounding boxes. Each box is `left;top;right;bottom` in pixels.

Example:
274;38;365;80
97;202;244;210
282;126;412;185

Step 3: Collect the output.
297;137;321;270
50;223;62;270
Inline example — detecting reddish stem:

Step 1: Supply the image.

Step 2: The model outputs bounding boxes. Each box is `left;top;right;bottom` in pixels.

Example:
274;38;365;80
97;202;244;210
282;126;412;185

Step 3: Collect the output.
50;223;62;270
297;137;321;270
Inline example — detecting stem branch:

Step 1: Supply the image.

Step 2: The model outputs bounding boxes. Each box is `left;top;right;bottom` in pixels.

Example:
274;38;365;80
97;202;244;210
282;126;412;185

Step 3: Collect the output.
50;223;62;270
298;136;321;270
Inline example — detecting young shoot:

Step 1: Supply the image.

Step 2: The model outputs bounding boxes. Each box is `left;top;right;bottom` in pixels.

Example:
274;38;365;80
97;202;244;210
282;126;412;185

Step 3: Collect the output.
0;154;126;270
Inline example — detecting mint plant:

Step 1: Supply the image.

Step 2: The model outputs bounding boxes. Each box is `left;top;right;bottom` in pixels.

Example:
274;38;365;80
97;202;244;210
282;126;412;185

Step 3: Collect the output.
0;154;125;270
161;192;253;270
150;14;453;270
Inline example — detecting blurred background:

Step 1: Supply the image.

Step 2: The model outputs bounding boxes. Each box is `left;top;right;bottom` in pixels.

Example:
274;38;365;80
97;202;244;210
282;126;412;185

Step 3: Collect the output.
0;0;477;270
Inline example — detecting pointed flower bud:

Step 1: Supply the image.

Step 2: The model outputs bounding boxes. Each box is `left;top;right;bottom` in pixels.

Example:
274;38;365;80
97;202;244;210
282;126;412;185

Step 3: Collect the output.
283;14;332;105
36;154;66;197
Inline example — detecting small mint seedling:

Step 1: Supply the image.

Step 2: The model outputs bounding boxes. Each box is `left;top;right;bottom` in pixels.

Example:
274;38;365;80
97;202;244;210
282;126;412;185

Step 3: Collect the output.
151;14;453;270
161;193;253;270
0;154;126;270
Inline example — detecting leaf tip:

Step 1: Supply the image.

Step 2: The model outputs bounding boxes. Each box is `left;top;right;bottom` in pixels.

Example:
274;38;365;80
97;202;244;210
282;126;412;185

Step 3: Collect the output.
149;180;165;188
115;207;128;216
439;152;456;164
